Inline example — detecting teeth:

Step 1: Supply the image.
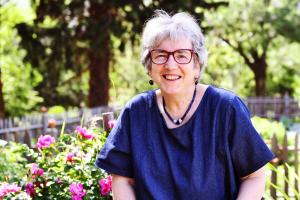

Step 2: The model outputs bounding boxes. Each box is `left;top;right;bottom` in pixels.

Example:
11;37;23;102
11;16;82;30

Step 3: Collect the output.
164;75;180;80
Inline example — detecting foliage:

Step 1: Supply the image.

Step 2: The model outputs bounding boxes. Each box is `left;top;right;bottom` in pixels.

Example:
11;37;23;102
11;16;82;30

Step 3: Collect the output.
265;163;300;200
202;0;300;96
252;116;286;142
0;142;30;183
0;120;113;199
0;0;43;116
109;37;155;106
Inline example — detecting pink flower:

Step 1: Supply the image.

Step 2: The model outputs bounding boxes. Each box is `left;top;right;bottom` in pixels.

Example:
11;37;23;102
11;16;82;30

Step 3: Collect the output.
36;134;55;149
69;183;86;200
66;153;75;162
25;182;35;197
56;178;62;184
76;126;94;140
99;175;112;195
0;183;21;198
31;163;44;177
108;120;117;129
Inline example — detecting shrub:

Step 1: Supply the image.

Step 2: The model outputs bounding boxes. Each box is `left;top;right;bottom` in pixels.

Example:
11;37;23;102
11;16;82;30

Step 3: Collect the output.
0;120;113;199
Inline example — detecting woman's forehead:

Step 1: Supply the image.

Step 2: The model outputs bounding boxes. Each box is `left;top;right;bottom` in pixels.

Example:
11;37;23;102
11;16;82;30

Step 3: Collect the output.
155;38;193;50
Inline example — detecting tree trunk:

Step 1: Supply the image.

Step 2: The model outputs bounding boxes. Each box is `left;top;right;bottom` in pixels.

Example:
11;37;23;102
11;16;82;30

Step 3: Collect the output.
88;32;110;107
251;58;267;96
0;69;5;118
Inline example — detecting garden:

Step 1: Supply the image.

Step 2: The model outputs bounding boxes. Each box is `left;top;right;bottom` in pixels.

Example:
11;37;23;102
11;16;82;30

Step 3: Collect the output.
0;119;117;199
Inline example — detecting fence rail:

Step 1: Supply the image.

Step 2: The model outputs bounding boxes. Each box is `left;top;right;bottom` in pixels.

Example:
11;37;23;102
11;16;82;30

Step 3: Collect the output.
0;106;118;147
245;95;300;119
269;132;300;199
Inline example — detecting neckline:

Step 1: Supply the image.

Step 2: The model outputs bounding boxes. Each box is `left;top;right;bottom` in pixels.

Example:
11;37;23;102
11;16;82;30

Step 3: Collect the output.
153;85;212;130
162;86;197;125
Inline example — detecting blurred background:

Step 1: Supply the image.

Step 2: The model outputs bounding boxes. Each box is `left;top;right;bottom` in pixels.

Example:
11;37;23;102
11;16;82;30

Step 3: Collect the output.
0;0;299;118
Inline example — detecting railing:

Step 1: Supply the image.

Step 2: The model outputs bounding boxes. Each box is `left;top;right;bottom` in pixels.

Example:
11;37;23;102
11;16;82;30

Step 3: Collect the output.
0;106;119;147
245;95;300;119
268;131;300;199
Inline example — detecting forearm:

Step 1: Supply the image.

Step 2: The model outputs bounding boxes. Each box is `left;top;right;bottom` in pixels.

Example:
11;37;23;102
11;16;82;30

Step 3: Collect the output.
236;167;266;200
112;174;136;200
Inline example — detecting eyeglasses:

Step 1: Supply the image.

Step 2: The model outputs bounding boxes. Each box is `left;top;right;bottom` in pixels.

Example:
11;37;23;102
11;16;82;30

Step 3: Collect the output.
149;49;195;65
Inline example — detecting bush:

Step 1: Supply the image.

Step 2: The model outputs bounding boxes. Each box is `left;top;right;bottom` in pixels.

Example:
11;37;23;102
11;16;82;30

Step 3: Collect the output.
0;120;114;199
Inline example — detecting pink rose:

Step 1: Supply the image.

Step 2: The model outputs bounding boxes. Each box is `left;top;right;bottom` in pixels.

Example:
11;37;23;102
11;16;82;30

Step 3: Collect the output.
99;175;112;195
66;152;75;162
36;135;55;149
108;120;117;129
69;183;86;200
31;163;44;177
25;182;35;197
0;183;21;198
76;126;94;140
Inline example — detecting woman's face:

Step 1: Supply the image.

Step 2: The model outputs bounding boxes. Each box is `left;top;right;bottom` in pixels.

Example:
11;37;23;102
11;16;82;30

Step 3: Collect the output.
148;38;200;95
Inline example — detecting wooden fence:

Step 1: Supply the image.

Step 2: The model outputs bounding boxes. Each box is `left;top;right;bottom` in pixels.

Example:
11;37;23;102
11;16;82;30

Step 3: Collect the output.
0;106;118;148
246;94;300;119
269;131;300;199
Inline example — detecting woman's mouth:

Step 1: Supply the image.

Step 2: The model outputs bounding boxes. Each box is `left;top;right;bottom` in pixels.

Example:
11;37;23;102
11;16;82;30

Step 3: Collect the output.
163;75;181;81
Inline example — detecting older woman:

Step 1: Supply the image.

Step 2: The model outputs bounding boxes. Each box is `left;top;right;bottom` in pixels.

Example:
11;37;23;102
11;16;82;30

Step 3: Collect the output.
96;10;274;200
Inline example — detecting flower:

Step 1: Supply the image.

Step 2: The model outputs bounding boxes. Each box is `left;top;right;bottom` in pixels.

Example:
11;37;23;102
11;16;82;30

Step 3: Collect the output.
56;178;62;184
66;152;75;162
36;134;55;149
76;126;94;140
25;182;35;197
31;163;44;177
99;175;112;195
108;119;117;129
69;183;86;200
0;183;21;198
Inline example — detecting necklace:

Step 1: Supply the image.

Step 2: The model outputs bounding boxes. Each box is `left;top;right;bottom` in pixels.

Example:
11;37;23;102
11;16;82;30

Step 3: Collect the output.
162;86;197;125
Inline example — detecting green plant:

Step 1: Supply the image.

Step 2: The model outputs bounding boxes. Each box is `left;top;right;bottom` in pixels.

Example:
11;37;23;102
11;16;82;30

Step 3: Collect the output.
0;119;114;199
265;163;300;200
252;116;286;143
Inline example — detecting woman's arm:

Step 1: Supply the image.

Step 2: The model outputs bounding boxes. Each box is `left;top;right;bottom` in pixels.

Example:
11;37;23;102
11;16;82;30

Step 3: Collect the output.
236;165;267;200
112;174;136;200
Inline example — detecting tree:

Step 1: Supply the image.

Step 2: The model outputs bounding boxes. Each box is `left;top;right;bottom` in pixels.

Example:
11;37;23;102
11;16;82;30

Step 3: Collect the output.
203;0;300;96
0;69;4;118
0;0;43;117
17;0;227;108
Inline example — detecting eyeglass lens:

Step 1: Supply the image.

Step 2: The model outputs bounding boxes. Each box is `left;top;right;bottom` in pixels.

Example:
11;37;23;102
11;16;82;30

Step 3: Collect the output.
150;49;193;64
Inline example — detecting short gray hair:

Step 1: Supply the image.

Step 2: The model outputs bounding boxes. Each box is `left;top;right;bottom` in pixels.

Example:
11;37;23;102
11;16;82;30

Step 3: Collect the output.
141;10;208;79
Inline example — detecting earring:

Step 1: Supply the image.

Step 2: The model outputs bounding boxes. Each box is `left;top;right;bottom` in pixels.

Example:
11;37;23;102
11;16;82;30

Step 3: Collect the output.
194;78;199;85
149;80;154;85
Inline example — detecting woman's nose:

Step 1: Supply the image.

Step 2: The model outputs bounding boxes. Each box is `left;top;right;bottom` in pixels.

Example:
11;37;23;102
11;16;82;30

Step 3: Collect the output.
164;54;178;69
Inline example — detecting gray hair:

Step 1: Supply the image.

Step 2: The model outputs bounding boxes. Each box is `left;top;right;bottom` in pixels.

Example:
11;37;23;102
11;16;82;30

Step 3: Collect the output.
141;10;208;79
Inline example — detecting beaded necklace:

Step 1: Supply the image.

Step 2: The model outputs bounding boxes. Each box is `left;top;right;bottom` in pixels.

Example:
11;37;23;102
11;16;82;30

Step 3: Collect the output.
162;86;196;125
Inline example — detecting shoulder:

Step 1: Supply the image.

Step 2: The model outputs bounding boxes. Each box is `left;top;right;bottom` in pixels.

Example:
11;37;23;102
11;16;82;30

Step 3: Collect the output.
207;85;249;116
207;85;238;106
123;90;156;113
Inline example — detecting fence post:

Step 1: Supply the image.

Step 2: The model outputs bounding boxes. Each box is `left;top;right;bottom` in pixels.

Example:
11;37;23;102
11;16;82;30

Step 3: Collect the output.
41;106;48;135
24;130;32;148
282;132;289;196
283;93;290;116
295;133;299;194
79;103;85;123
271;134;279;199
102;112;114;133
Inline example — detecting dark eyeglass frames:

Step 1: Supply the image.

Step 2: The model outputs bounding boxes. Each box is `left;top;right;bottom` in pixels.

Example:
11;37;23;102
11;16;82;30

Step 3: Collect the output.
149;49;195;65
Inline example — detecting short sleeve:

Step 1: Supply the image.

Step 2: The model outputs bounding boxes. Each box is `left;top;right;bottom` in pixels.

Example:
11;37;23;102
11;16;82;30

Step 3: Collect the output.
228;96;274;178
95;108;133;178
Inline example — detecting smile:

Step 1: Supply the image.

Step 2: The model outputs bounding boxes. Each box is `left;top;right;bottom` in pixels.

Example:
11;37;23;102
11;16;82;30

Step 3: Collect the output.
163;75;181;81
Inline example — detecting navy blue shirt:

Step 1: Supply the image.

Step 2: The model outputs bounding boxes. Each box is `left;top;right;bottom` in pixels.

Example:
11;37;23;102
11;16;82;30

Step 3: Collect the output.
95;86;274;200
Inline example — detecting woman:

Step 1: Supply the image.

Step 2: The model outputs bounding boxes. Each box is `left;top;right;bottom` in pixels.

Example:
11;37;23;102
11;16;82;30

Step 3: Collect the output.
96;10;274;200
